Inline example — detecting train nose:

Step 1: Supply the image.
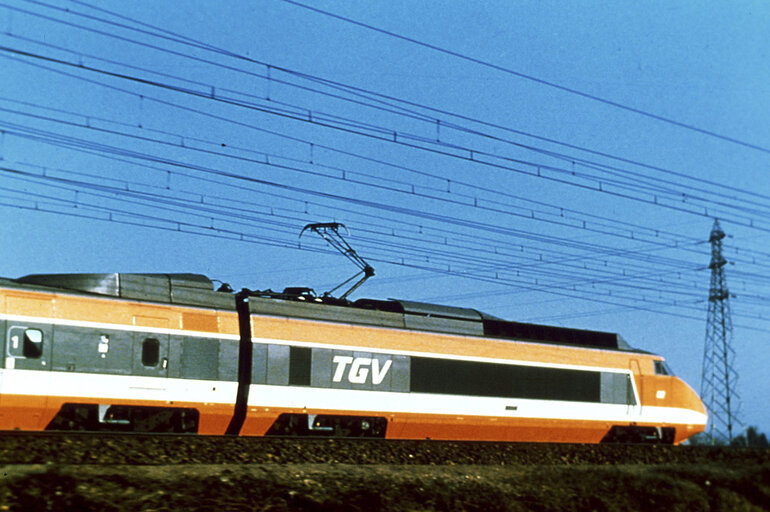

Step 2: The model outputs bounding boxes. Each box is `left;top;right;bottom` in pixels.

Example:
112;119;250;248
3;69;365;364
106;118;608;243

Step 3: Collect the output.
678;378;707;416
671;377;708;443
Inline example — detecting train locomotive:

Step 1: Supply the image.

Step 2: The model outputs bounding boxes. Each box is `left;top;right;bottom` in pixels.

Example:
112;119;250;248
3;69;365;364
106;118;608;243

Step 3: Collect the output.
0;272;707;444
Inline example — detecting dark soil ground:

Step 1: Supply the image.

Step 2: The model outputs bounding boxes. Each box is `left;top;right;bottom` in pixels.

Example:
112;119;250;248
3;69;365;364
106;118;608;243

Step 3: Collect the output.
0;434;767;511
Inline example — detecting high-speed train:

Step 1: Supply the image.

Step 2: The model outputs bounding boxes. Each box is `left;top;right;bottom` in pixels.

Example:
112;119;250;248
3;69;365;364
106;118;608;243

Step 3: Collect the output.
0;272;707;444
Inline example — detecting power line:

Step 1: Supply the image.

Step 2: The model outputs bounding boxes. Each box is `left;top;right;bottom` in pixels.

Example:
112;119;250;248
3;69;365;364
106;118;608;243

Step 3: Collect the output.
9;191;769;334
3;86;764;306
0;97;725;264
7;3;770;212
4;90;760;300
3;45;769;235
0;149;711;296
2;119;717;283
6;150;757;317
4;157;768;330
282;0;770;156
2;1;768;335
3;28;767;222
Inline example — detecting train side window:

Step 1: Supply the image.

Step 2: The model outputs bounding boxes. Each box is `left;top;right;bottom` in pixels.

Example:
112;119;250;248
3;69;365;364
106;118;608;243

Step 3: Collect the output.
626;375;637;406
23;329;44;358
289;346;312;386
654;360;672;376
142;338;160;367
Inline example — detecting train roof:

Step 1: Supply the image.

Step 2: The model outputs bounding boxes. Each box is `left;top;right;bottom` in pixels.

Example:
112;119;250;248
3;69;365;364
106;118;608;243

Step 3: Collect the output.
11;272;633;352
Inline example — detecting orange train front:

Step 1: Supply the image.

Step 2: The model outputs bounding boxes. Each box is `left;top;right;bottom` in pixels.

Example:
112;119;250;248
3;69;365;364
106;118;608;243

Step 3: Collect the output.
0;273;706;444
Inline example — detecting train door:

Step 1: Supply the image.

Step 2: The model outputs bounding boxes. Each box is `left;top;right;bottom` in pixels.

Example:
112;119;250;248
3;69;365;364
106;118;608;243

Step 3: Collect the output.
6;322;53;371
4;321;53;429
132;333;170;378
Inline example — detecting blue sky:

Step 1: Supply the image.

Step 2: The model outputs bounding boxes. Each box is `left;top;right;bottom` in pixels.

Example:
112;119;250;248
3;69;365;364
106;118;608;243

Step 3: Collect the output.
2;0;769;436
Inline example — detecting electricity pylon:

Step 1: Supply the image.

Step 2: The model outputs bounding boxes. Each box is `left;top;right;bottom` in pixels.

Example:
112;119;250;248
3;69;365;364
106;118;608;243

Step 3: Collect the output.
700;219;740;444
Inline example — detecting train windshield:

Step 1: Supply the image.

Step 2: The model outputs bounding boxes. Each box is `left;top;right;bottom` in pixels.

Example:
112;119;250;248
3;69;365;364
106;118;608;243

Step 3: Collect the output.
654;360;674;376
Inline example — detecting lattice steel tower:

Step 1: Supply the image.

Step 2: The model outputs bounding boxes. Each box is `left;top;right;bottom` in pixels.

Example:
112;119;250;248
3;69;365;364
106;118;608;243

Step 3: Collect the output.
700;219;740;443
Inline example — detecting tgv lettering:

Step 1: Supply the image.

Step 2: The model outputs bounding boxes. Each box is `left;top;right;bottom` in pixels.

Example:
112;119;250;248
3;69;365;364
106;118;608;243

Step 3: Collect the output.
332;356;392;385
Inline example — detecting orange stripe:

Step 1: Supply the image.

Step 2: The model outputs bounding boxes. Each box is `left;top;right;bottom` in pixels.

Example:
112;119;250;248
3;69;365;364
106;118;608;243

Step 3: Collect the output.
0;393;703;444
2;288;234;335
239;405;702;444
0;394;235;435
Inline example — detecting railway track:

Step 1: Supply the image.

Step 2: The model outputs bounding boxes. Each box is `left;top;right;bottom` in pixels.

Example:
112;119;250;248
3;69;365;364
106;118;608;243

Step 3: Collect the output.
0;431;767;465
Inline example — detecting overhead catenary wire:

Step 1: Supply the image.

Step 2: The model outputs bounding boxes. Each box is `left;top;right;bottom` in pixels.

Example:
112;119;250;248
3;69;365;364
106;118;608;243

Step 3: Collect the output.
0;92;720;252
2;0;768;341
20;0;770;213
6;188;769;333
4;83;760;294
281;0;770;156
0;20;764;290
2;46;769;239
4;93;769;276
6;144;760;316
0;96;721;258
6;133;768;328
4;83;760;296
4;3;770;217
0;136;716;292
6;30;770;230
0;119;716;288
1;40;768;229
1;152;710;297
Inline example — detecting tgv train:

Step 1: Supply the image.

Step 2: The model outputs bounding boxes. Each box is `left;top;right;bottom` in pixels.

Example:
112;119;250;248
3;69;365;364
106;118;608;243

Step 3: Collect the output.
0;272;707;444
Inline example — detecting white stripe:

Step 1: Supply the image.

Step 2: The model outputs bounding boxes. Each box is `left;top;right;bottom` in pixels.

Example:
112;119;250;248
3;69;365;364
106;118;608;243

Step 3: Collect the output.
0;369;237;404
0;370;703;427
246;384;705;426
639;405;708;426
